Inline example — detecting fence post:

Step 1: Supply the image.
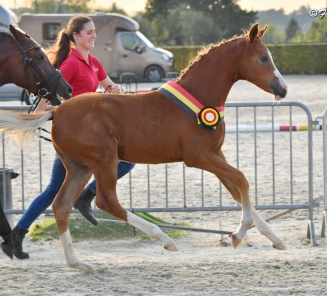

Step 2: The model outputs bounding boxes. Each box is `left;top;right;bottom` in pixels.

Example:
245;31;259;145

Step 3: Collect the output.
0;168;19;228
322;109;327;237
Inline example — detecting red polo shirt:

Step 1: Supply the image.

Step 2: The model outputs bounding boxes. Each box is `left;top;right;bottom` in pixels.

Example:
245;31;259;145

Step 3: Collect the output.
59;48;107;97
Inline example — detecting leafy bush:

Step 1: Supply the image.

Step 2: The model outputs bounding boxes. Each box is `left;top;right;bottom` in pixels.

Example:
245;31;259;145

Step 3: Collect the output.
164;44;327;74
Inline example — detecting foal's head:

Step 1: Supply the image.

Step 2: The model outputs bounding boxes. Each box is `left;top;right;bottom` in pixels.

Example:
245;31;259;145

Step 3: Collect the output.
239;24;288;100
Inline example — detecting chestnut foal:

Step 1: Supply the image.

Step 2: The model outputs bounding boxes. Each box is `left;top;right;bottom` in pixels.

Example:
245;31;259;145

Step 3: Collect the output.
0;24;287;272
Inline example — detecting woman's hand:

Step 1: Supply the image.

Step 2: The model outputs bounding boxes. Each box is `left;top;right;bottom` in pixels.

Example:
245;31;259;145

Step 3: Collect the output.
105;84;124;94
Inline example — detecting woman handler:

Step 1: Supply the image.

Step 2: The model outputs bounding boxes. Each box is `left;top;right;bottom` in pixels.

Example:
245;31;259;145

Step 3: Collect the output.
12;14;135;259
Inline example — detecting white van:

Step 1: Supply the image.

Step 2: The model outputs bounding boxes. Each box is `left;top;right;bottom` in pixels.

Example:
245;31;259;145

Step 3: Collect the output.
18;12;174;82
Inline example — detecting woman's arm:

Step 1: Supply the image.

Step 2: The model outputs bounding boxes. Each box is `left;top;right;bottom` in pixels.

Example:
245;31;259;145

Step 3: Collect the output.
99;76;124;94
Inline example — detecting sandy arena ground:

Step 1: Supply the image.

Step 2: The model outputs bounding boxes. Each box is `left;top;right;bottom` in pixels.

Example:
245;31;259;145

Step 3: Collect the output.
1;75;327;296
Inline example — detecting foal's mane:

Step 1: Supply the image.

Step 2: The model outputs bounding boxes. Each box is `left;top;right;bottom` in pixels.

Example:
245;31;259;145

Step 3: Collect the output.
176;30;261;82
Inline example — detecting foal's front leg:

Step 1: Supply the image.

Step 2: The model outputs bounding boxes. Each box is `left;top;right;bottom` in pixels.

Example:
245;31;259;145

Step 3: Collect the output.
250;208;285;249
190;151;253;247
217;150;285;250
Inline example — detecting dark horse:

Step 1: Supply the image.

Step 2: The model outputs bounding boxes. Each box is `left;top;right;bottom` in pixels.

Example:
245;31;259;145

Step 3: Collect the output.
0;24;287;272
0;25;72;259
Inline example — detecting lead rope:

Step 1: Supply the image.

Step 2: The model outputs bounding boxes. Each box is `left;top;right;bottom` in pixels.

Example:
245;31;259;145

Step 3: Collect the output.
27;97;53;142
36;129;52;142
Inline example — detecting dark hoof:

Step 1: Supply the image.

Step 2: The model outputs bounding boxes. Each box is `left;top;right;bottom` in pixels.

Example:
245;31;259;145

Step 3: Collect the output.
1;241;14;259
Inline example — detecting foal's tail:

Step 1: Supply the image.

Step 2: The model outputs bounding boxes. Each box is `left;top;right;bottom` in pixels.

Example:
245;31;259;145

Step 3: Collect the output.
0;110;54;147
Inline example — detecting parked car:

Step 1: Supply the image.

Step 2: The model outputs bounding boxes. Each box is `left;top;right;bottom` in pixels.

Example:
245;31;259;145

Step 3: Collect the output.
0;83;36;105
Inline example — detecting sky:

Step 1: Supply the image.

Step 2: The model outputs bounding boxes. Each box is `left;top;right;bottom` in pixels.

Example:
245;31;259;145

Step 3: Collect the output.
3;0;327;15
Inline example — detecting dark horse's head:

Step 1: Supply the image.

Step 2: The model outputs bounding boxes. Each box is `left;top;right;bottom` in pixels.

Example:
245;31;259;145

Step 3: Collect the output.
8;25;72;105
239;24;288;100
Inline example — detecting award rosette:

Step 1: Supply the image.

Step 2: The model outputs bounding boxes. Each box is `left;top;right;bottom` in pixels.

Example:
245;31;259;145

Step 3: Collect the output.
198;107;220;128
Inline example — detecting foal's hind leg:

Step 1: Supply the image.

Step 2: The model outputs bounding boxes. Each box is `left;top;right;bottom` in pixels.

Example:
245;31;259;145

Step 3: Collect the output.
52;150;95;273
217;150;285;250
93;163;177;251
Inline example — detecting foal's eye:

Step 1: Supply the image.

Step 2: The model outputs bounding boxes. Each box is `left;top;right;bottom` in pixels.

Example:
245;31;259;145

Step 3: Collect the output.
36;55;44;61
260;56;268;63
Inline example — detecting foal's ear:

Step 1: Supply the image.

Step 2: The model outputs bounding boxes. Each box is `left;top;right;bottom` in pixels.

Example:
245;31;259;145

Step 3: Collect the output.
258;25;268;38
247;23;259;43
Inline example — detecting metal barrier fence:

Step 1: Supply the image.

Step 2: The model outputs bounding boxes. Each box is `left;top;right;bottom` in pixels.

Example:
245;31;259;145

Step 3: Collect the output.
319;108;327;238
0;102;320;246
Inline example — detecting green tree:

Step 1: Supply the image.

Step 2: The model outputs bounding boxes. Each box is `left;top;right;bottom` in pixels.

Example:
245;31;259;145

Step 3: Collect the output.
144;0;257;40
178;7;217;45
133;12;168;45
261;23;286;44
163;4;218;45
17;0;93;13
182;0;257;38
56;0;91;13
292;30;306;43
285;18;301;42
132;12;157;42
305;19;327;42
137;4;220;46
144;0;171;20
91;2;128;15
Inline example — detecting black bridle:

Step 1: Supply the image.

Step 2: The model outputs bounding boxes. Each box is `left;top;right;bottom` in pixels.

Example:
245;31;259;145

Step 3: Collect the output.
11;33;63;109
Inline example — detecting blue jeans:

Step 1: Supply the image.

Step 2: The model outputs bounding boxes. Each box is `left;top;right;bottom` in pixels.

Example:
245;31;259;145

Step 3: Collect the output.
18;154;135;231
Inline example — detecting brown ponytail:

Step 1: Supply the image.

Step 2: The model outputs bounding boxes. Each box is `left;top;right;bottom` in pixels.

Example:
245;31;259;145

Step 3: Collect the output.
45;14;93;68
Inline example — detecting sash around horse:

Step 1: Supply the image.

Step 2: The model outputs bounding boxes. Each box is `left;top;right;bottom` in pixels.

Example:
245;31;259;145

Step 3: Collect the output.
158;81;224;129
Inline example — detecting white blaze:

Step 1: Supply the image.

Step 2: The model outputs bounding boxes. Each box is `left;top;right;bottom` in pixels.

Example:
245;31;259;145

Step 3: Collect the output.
267;47;288;96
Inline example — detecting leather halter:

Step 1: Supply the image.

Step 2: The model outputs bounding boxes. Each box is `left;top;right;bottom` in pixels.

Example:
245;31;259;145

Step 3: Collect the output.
11;33;63;107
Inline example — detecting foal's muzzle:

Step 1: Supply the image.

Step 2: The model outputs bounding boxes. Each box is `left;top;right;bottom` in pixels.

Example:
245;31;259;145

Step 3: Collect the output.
270;79;288;101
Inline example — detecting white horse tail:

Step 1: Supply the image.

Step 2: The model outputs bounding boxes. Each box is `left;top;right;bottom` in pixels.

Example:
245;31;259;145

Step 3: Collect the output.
0;110;54;147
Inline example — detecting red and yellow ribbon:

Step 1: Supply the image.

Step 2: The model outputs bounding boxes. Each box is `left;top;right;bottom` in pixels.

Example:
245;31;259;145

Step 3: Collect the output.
158;81;224;129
